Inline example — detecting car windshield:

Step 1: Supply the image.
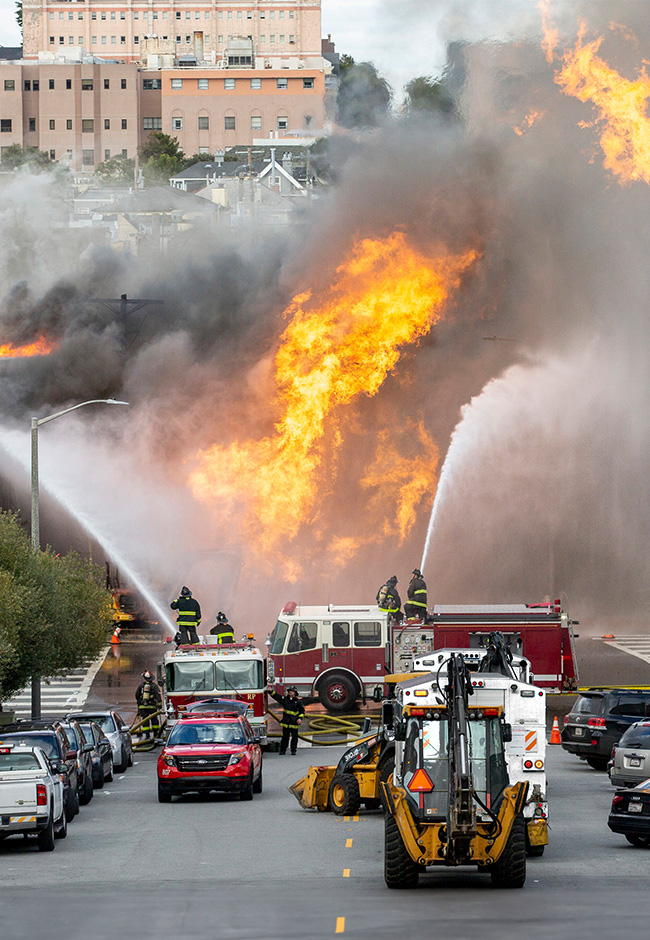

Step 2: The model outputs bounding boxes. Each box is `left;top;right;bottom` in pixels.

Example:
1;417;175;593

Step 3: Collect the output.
168;722;245;745
78;716;115;734
619;726;650;747
0;734;57;758
0;752;41;770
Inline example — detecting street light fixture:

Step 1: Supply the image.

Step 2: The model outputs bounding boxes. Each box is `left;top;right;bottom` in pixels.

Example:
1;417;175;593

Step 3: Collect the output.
30;398;129;718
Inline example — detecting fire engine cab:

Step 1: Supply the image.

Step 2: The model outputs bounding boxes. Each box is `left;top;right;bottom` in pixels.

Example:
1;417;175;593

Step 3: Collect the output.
159;641;268;745
268;599;578;712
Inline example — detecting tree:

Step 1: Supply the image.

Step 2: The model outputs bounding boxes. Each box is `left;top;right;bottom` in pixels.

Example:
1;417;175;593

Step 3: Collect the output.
139;131;187;183
404;76;456;116
1;144;52;171
0;513;112;703
337;56;393;129
15;1;22;29
96;154;135;184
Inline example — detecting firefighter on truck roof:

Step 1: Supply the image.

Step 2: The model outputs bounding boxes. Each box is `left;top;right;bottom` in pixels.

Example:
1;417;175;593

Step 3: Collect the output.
404;568;427;619
376;575;402;622
267;683;305;755
170;586;201;644
210;611;235;644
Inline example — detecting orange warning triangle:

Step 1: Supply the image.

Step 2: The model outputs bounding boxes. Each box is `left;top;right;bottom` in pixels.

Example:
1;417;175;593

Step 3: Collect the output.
407;768;434;792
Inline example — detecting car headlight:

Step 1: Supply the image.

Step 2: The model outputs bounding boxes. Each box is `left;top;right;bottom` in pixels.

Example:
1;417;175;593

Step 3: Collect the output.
162;754;175;766
229;752;246;766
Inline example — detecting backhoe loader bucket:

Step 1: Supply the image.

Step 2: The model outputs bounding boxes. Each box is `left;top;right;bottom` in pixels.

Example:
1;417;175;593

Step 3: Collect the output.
288;765;335;811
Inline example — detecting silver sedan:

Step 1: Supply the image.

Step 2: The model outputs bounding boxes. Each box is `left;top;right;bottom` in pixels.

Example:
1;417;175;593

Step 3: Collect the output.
67;710;133;774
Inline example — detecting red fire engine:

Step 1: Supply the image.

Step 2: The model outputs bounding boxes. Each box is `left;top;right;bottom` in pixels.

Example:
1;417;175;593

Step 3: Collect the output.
268;600;578;712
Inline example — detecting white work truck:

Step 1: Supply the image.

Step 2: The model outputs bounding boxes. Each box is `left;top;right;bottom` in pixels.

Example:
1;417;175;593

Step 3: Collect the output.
407;652;549;856
0;745;67;850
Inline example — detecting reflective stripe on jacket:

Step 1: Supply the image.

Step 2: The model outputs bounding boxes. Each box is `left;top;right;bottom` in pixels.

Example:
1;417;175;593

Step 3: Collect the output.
170;596;202;627
269;690;305;729
377;584;401;613
407;577;427;608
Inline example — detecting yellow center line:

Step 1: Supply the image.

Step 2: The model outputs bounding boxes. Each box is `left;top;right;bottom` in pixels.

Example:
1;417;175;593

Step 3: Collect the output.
344;816;350;821
345;838;353;848
336;916;345;934
353;814;359;822
343;869;350;878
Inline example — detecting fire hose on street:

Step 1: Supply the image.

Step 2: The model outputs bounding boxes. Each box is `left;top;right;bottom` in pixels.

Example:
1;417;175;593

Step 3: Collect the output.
128;710;167;751
266;707;379;747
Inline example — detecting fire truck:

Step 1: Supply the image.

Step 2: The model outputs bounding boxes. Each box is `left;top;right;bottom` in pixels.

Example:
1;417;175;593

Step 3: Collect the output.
268;599;577;711
158;641;268;744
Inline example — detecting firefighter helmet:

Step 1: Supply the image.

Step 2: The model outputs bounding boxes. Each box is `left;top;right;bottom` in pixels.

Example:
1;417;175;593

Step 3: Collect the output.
142;670;153;680
412;568;422;577
388;575;398;585
180;585;191;596
287;686;299;694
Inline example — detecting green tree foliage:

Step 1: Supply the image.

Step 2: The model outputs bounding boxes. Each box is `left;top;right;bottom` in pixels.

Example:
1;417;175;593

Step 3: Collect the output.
15;1;22;29
404;76;456;116
96;154;135;184
337;55;392;129
1;144;52;171
139;131;187;183
0;513;112;703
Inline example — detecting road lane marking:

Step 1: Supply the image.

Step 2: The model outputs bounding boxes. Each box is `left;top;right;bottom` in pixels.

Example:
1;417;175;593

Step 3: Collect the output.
345;838;353;848
353;815;359;822
343;869;350;878
344;816;350;821
335;917;345;933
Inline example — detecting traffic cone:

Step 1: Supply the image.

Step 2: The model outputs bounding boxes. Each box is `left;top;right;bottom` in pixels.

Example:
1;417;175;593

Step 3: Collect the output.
111;626;121;645
549;715;562;745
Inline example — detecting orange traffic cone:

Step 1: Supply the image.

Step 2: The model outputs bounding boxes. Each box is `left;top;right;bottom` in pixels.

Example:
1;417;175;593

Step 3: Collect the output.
111;626;121;645
549;715;562;745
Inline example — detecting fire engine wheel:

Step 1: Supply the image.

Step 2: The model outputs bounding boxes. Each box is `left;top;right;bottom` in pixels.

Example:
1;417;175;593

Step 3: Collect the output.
329;774;361;816
317;675;358;713
490;812;526;888
384;812;419;889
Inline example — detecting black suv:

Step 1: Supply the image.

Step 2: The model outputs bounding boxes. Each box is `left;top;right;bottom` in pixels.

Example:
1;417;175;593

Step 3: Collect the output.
562;689;650;770
0;720;80;820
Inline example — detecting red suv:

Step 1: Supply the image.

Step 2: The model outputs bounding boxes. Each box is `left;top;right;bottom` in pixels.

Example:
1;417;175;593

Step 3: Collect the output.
157;714;262;803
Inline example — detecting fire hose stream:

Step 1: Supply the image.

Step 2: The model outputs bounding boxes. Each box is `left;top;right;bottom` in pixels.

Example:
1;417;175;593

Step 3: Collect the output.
266;708;380;747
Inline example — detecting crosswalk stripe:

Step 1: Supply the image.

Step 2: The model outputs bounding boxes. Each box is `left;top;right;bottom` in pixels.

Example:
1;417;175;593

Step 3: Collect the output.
605;636;650;666
6;648;109;717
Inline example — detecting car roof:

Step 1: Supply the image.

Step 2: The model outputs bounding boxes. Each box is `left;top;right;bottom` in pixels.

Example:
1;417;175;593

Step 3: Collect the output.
0;725;58;735
176;715;245;724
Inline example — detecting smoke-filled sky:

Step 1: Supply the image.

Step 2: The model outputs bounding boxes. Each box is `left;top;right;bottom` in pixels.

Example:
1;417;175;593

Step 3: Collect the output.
3;1;650;629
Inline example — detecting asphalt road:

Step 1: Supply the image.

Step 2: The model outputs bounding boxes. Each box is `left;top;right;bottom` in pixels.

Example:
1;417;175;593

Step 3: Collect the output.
2;743;650;940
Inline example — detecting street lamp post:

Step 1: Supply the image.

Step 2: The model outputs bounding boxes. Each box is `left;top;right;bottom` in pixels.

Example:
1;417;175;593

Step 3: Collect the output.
30;398;129;718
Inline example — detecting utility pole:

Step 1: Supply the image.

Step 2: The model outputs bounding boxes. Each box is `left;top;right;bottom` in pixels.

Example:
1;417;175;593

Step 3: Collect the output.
90;294;163;345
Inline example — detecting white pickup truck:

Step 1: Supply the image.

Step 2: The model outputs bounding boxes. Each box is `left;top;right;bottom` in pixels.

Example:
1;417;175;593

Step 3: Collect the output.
0;745;67;850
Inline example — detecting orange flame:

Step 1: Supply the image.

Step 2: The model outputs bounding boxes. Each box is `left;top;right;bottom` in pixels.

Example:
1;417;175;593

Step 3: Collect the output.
190;232;478;575
539;0;559;64
0;337;55;358
549;21;650;184
514;110;545;136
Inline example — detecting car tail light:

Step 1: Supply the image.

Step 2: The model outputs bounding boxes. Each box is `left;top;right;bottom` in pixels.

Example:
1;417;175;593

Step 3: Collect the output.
612;795;624;807
588;717;606;727
611;747;617;759
36;784;47;806
407;769;434;793
563;715;570;725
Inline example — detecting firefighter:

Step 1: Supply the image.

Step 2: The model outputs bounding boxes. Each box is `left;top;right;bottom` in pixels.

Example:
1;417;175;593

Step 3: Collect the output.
267;683;305;755
170;586;201;644
404;568;428;619
376;575;402;622
135;670;162;739
210;611;235;644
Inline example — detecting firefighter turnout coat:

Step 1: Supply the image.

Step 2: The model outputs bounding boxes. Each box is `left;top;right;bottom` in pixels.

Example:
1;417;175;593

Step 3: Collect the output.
406;575;427;611
170;596;202;632
269;690;305;730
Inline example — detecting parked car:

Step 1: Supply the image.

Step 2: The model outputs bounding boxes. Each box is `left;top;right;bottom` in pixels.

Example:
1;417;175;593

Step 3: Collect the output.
68;710;133;773
608;721;650;787
76;720;113;788
608;777;650;847
561;689;650;770
60;720;94;805
0;721;80;821
157;714;262;803
0;745;67;850
183;699;250;716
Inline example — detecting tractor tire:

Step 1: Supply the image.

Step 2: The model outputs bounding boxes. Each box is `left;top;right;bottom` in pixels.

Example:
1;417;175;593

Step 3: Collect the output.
384;812;419;889
329;774;361;816
317;674;357;713
490;812;526;888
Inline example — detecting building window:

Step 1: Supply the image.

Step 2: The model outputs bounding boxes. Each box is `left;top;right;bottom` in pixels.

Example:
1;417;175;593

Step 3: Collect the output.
227;10;232;18
198;115;209;129
111;36;116;44
134;11;139;18
68;36;75;44
120;36;125;43
279;10;284;18
277;116;288;129
122;148;127;157
163;11;168;18
199;146;210;154
218;10;222;18
247;10;252;17
91;11;96;19
303;78;314;89
120;10;125;18
49;79;54;89
4;80;15;91
101;36;106;44
171;79;183;89
269;10;275;18
186;10;190;18
304;114;313;126
50;36;54;43
122;119;127;129
24;80;31;91
68;11;73;19
49;150;55;159
277;77;288;89
101;12;106;19
104;118;110;129
195;11;200;18
78;11;83;19
289;10;294;17
176;11;181;18
66;119;72;129
224;115;235;129
78;36;82;43
279;34;284;42
176;36;181;43
104;149;110;160
237;10;242;17
205;10;209;17
59;36;64;44
0;119;12;132
66;78;72;89
172;117;182;131
49;119;55;130
260;34;265;43
289;34;295;43
134;36;139;43
58;11;64;19
82;149;94;164
82;119;94;132
104;78;110;89
270;34;275;43
250;77;261;89
110;11;116;19
251;115;262;130
82;79;93;90
29;118;36;131
185;35;191;42
224;78;235;90
143;78;162;90
198;78;208;90
143;117;162;130
49;12;54;19
218;34;223;42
